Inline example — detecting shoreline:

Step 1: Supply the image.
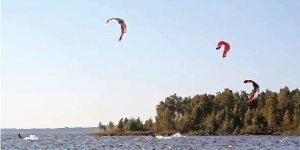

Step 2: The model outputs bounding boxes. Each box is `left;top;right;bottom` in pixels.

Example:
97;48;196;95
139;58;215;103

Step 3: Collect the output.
89;130;300;136
89;131;157;137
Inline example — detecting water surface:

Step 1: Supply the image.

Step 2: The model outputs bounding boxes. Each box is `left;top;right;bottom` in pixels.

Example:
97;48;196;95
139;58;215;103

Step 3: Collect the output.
1;128;300;149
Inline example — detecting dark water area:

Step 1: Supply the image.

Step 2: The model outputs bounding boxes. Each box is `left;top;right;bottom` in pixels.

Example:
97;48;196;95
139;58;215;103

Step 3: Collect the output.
1;128;300;150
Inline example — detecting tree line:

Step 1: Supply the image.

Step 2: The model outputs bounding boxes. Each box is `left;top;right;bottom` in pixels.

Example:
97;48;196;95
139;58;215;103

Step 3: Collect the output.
98;87;300;135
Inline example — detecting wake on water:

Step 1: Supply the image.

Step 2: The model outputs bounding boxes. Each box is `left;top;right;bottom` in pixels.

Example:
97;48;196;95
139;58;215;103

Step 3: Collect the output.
20;133;181;141
156;132;185;139
23;135;39;141
20;132;181;141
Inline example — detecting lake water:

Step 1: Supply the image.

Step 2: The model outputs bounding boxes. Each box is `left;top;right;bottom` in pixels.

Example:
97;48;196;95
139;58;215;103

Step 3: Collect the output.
1;128;300;149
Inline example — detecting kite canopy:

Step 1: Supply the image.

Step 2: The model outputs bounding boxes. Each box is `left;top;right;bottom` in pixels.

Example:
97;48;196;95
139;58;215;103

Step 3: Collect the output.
106;17;127;42
244;79;260;103
216;41;230;58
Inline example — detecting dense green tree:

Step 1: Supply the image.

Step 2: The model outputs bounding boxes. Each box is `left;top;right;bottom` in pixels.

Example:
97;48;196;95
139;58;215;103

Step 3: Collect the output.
98;122;106;131
98;87;300;135
144;118;154;131
283;110;291;126
117;118;124;131
108;121;114;130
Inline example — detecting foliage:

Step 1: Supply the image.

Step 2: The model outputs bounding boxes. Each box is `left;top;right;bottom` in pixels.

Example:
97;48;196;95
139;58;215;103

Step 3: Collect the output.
98;122;107;131
99;87;300;135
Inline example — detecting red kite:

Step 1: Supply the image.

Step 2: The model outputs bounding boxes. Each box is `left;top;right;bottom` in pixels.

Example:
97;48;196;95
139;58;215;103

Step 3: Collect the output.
216;41;230;58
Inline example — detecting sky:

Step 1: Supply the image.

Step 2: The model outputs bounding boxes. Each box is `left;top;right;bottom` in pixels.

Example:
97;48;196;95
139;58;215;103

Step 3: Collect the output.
1;0;300;128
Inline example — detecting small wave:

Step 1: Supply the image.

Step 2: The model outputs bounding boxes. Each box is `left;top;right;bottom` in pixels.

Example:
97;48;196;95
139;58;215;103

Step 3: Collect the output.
282;137;289;141
172;132;185;138
23;135;39;141
156;132;185;139
156;136;172;140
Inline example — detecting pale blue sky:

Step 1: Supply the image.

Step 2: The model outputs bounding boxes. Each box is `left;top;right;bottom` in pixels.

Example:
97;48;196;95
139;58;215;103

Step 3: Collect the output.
1;0;300;128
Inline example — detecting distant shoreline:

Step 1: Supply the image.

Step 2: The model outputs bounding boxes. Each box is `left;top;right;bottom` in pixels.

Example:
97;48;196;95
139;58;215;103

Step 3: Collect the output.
89;130;300;136
1;127;97;130
89;131;157;137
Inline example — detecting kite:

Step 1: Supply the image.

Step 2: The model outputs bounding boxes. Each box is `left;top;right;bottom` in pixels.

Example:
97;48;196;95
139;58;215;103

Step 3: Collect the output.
106;18;127;42
216;41;230;58
244;79;260;103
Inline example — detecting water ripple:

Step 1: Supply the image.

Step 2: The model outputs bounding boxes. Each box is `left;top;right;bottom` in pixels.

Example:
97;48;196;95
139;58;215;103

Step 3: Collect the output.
1;131;300;149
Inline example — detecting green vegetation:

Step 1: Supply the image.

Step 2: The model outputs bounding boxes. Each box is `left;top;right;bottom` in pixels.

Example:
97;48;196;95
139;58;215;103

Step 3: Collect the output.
96;87;300;136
